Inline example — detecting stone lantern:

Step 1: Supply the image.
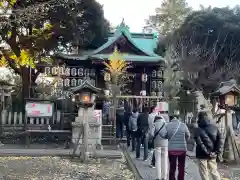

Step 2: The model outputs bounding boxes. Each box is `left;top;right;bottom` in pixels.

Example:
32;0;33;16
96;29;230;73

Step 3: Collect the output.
0;81;14;111
70;79;102;161
211;79;240;162
212;79;240;108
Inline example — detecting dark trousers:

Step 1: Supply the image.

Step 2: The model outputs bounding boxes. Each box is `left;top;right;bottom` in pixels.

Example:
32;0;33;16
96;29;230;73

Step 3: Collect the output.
151;151;156;165
126;128;131;147
136;131;149;160
116;121;124;138
168;152;186;180
151;141;155;165
131;131;137;151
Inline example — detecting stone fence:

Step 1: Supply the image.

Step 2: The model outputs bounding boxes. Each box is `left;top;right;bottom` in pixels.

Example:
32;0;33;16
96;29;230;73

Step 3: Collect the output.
0;110;61;126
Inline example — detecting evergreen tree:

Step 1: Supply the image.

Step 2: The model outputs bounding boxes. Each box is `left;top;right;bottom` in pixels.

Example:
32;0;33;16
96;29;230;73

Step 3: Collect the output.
144;0;192;35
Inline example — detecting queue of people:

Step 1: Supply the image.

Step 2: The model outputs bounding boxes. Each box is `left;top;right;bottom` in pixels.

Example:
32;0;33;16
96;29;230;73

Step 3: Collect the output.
116;106;224;180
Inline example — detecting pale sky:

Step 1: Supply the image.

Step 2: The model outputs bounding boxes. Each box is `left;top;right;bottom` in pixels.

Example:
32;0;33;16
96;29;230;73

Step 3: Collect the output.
97;0;239;32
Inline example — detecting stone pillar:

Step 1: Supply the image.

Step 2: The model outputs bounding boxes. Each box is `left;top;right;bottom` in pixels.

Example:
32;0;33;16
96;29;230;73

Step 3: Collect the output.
72;106;102;159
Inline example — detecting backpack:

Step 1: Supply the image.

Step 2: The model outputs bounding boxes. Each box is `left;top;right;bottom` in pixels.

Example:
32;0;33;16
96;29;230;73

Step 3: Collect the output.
129;113;138;131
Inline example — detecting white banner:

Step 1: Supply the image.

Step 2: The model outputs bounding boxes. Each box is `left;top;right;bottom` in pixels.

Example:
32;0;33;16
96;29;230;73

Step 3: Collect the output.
25;102;53;117
155;101;169;112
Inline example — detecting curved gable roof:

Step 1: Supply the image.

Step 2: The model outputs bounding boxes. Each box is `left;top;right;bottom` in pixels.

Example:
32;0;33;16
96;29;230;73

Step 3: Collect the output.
90;21;160;57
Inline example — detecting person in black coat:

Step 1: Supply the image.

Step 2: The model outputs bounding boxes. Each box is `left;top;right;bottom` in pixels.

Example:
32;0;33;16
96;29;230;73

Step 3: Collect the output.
116;107;124;139
136;107;149;161
194;111;224;180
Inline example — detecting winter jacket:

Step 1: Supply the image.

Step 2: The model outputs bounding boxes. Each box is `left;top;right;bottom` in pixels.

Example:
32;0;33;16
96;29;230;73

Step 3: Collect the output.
166;117;190;151
151;116;168;147
137;112;149;133
148;112;157;135
129;112;139;131
194;114;224;159
116;108;124;124
123;111;132;128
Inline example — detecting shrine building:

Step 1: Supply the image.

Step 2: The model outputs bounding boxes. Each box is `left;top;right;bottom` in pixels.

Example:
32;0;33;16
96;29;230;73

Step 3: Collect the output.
44;21;165;99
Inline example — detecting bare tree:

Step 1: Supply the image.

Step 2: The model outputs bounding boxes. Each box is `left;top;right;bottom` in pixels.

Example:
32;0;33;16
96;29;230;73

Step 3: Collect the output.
170;35;240;93
169;34;240;161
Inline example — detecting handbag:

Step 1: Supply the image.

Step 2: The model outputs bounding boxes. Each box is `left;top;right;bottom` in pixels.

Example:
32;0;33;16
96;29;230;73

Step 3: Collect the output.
150;123;166;143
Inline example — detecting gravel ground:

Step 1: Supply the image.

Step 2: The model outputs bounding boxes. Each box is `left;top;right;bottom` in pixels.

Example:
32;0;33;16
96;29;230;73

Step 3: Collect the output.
0;156;134;180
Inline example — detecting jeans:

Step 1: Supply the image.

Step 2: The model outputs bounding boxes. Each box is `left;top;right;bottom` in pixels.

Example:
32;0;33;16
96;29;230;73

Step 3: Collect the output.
126;128;131;147
136;131;148;160
198;159;221;180
131;131;137;151
168;151;186;180
116;121;124;138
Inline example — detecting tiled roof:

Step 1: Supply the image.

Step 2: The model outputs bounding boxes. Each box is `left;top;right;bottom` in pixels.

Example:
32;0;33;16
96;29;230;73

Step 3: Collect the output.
56;20;165;63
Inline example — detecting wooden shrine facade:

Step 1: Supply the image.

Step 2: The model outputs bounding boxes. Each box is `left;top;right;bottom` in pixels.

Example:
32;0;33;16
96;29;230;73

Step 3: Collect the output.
44;21;165;98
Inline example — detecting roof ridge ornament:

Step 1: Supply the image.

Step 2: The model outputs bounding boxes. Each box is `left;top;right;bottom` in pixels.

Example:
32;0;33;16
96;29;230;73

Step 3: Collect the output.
117;18;130;32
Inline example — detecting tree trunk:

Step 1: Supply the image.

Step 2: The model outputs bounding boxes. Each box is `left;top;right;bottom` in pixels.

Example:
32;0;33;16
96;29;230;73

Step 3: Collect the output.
20;67;31;113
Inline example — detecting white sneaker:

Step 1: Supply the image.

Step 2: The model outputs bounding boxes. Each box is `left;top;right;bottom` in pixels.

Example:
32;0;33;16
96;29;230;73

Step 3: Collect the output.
150;165;155;168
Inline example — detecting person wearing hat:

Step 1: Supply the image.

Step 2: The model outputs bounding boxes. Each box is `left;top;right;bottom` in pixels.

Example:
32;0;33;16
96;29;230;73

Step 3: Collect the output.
150;115;168;180
165;110;190;180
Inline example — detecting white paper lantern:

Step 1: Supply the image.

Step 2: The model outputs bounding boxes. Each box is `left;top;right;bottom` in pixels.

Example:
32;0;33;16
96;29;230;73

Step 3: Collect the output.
77;79;82;85
52;67;58;75
57;78;63;87
157;81;163;89
152;70;156;77
65;68;70;76
104;72;111;81
152;81;156;89
45;67;51;75
157;70;163;77
58;67;64;75
64;79;70;86
90;69;96;76
71;78;77;86
85;68;89;77
78;68;84;76
141;73;148;82
71;68;77;76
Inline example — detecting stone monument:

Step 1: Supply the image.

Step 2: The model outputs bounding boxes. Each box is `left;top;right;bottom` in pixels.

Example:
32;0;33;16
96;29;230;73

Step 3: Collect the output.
71;79;102;161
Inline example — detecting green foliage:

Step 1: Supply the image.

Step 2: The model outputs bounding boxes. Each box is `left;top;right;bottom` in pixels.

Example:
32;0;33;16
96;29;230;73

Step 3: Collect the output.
0;0;109;98
171;6;240;92
0;0;109;70
144;0;192;35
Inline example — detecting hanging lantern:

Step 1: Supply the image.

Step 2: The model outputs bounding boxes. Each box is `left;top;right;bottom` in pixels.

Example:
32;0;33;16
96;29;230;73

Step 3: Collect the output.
151;81;156;89
45;67;51;75
78;68;84;76
104;72;111;81
52;67;58;75
157;81;163;90
71;78;77;86
65;68;70;76
141;73;148;82
57;78;63;87
90;69;96;76
77;79;82;85
71;68;77;76
58;67;64;75
64;79;70;87
85;68;89;77
157;70;162;78
152;70;156;77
